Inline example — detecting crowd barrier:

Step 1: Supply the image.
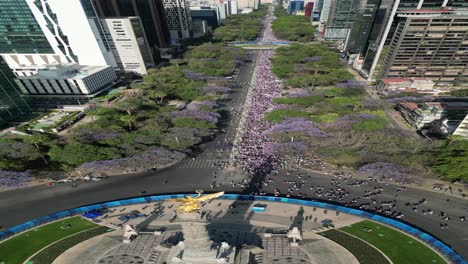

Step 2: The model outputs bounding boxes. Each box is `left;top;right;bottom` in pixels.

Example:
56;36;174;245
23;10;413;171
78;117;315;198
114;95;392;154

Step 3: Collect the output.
0;194;466;264
231;41;290;45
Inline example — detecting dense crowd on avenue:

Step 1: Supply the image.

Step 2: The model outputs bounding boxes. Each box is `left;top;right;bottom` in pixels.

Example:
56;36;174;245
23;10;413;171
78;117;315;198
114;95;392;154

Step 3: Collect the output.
232;7;283;175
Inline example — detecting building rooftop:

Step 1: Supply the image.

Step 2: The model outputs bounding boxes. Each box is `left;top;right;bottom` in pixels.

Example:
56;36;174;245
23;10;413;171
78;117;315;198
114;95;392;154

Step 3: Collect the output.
382;78;411;84
19;64;111;80
400;102;419;111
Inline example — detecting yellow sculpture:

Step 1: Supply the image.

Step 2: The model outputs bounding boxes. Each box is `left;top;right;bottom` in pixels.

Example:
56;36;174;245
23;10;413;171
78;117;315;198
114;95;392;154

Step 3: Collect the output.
168;190;225;213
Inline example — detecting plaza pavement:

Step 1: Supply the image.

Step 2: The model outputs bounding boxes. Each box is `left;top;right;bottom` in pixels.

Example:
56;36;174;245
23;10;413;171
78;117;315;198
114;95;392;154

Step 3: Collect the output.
53;200;361;264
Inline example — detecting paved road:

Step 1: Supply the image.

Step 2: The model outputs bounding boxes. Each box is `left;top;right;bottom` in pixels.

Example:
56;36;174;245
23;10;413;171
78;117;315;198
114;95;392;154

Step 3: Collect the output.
0;52;467;261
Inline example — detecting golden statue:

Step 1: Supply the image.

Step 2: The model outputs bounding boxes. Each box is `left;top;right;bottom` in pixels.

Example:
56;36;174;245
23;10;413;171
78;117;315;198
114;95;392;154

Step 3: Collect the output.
167;190;225;213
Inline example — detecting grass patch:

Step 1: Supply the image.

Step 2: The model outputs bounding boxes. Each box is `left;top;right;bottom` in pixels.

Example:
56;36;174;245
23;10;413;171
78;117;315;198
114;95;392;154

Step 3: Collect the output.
319;148;361;167
430;139;468;182
341;220;446;264
173;118;216;129
352;117;389;132
311;113;339;123
0;217;97;264
320;229;390;264
449;89;468;97
29;226;111;264
264;109;311;123
273;96;323;107
328;97;362;107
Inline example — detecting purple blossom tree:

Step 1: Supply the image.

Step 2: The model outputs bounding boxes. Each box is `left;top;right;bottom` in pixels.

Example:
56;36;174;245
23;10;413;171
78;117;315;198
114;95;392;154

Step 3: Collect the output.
325;114;376;129
273;104;301;110
0;169;31;188
265;118;327;138
233;59;245;65
77;149;186;175
186;100;218;111
358;162;413;180
73;127;121;143
303;56;321;62
285;89;310;97
200;86;231;94
183;69;208;81
170;110;221;123
336;80;367;88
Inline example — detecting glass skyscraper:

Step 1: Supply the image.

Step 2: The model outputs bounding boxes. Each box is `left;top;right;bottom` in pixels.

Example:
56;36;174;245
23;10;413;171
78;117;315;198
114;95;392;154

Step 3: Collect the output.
346;0;381;55
0;0;53;54
0;57;30;124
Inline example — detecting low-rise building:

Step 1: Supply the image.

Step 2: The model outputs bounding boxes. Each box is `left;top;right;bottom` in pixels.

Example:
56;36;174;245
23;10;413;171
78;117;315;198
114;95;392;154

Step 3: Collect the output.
397;101;468;131
377;77;446;95
452;114;468;138
16;64;117;97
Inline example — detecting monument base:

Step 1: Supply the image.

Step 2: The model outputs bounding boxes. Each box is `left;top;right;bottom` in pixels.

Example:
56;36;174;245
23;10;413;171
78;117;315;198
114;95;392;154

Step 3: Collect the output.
166;242;234;264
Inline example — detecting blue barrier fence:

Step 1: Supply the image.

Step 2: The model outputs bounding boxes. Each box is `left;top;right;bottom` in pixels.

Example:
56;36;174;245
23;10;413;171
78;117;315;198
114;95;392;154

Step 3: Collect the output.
0;194;466;264
231;41;290;45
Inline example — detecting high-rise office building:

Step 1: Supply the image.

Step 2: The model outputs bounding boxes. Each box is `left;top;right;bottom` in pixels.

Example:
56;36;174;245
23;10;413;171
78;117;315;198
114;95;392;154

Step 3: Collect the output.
345;0;381;55
0;57;30;123
190;8;219;29
0;0;117;77
377;9;468;87
0;0;52;54
91;0;171;58
287;0;305;14
323;0;360;40
355;0;468;87
237;0;259;10
162;0;192;41
102;17;154;75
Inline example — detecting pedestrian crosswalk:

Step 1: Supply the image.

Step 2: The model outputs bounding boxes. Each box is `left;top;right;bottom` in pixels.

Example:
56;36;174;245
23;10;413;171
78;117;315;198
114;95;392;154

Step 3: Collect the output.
176;158;291;170
176;159;224;168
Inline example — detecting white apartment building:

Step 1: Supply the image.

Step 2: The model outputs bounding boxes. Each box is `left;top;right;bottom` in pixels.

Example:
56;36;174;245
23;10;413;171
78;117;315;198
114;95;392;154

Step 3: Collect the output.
230;0;239;14
1;0;117;77
16;64;117;96
163;0;193;41
102;17;154;75
237;0;259;10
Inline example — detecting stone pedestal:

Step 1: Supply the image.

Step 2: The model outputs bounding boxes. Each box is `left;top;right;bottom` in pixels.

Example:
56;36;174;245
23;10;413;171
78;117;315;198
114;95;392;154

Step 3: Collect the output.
167;212;233;264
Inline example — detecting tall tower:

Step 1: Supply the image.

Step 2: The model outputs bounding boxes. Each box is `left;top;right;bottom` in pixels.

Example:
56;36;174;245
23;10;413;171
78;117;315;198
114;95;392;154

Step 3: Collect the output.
323;0;359;41
91;0;171;61
356;0;468;87
345;0;381;55
0;0;117;77
162;0;192;42
0;57;30;124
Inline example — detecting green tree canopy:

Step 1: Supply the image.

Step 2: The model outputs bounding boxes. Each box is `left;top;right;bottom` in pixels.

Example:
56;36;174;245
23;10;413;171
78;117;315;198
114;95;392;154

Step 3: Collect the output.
48;143;121;166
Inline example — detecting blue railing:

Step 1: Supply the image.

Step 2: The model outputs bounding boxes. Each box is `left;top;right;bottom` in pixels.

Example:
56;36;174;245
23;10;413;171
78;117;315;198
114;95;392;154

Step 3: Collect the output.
231;41;290;45
0;194;466;264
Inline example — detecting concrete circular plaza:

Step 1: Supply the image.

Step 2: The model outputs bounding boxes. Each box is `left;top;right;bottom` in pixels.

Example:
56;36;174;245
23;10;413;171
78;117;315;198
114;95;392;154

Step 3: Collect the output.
55;199;363;264
1;193;452;264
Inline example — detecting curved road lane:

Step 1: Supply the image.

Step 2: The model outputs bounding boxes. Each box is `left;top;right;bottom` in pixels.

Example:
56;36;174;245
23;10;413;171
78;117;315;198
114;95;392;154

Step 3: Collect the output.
0;167;467;261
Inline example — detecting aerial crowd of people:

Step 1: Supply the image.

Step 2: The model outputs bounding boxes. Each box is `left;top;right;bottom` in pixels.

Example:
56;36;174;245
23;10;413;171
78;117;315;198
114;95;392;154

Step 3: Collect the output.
231;7;284;176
